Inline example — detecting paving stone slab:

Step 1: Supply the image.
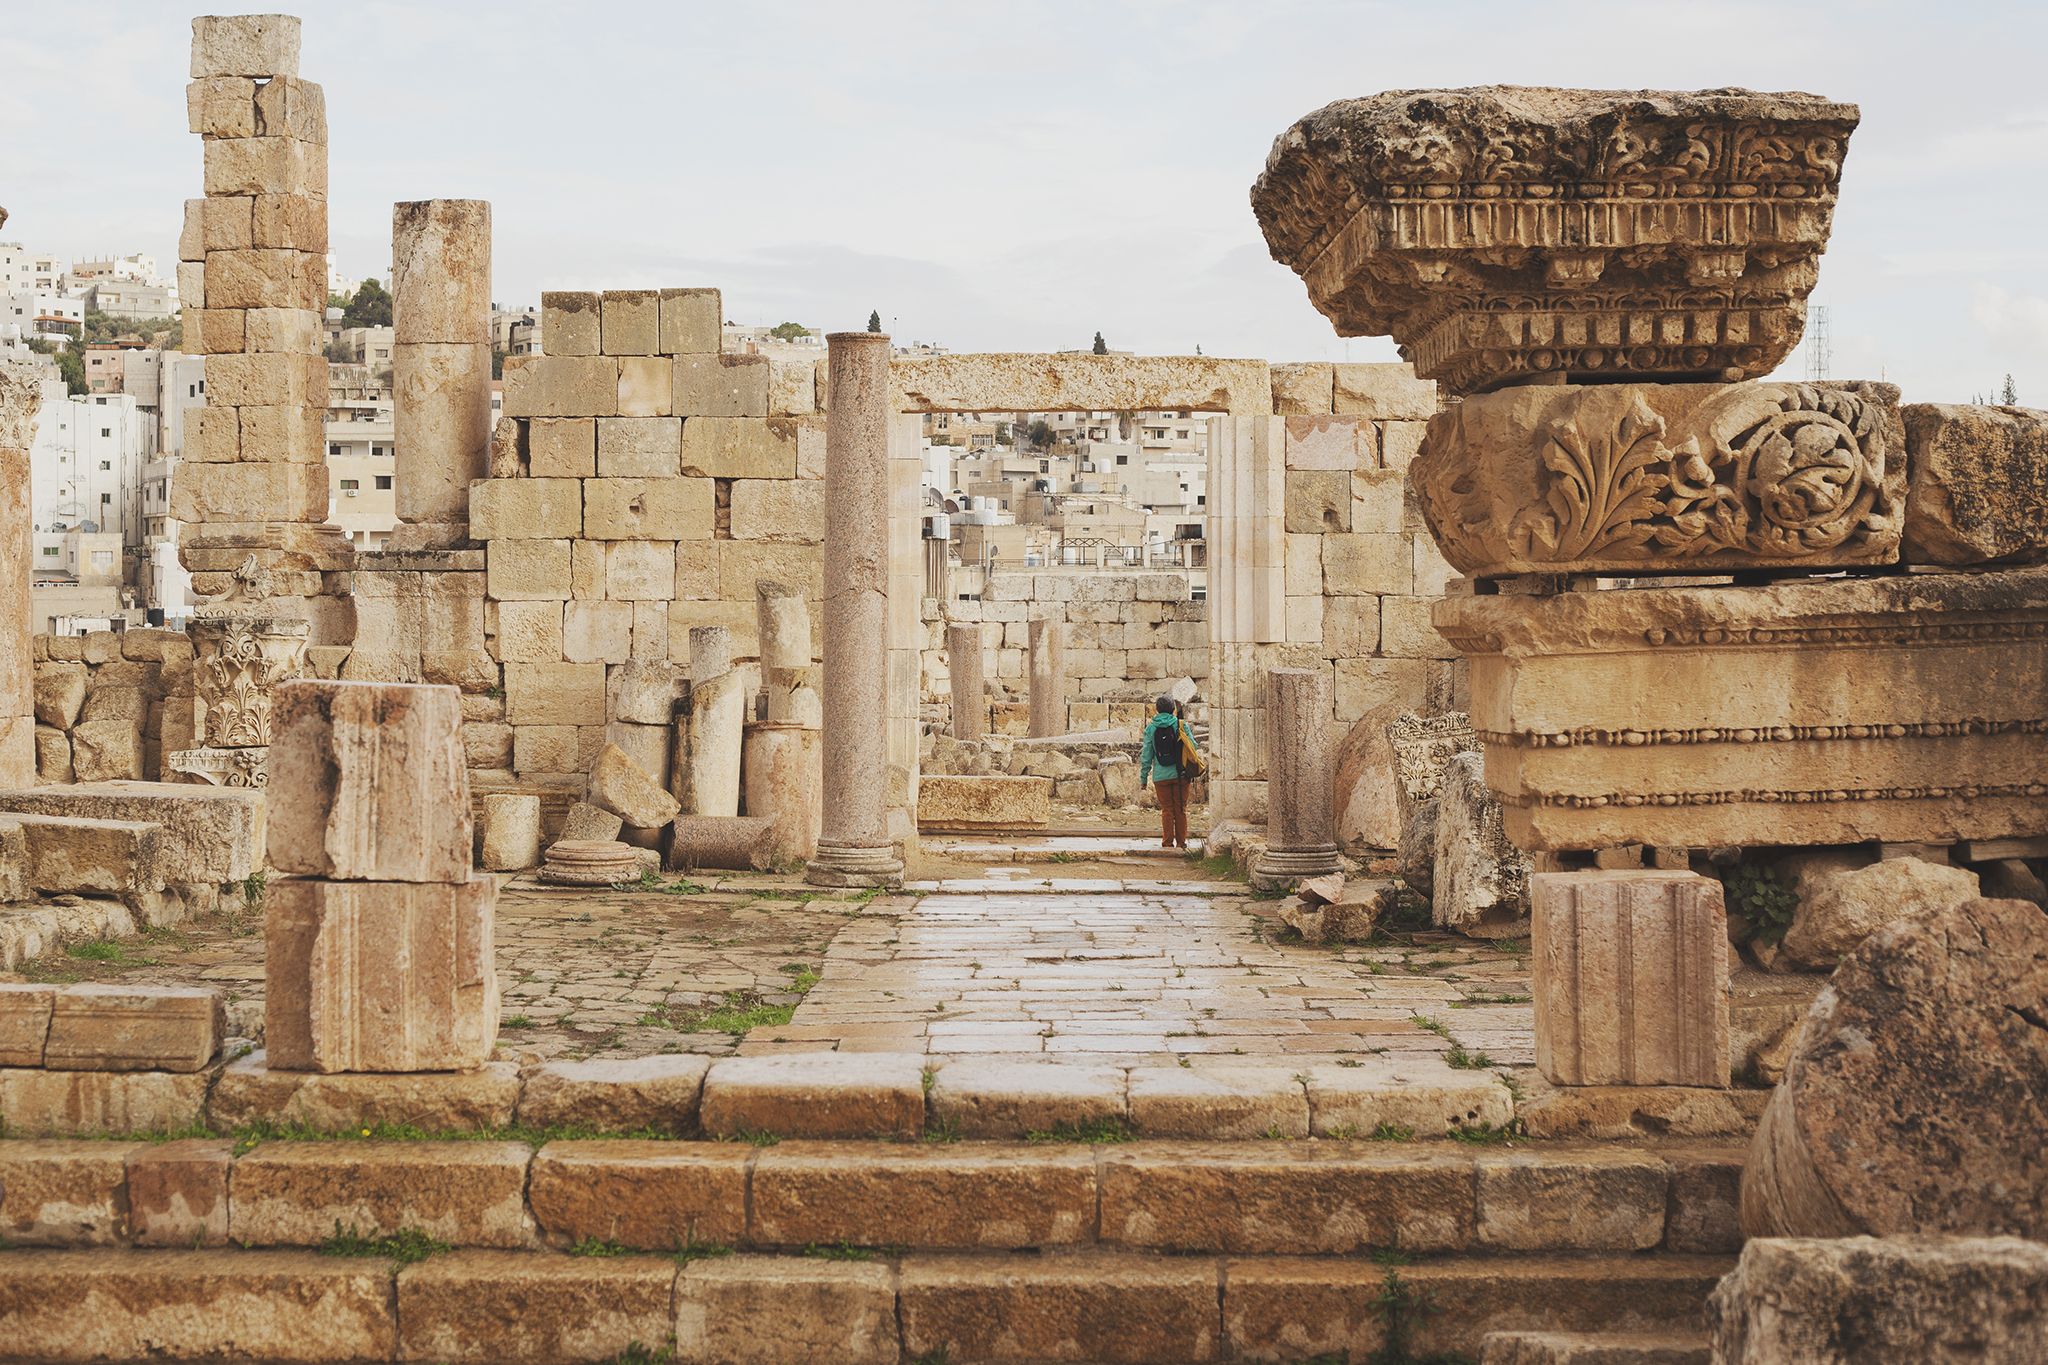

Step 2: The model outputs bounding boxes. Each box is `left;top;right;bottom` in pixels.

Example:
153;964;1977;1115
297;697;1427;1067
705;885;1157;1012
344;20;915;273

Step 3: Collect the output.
699;1052;925;1140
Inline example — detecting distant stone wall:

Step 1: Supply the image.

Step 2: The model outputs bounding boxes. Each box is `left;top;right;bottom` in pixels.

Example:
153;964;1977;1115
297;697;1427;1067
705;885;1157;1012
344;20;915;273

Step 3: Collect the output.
28;628;195;784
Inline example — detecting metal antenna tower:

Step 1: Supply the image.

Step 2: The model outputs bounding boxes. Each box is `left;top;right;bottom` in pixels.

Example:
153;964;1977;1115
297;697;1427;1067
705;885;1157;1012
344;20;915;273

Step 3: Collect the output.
1805;305;1831;382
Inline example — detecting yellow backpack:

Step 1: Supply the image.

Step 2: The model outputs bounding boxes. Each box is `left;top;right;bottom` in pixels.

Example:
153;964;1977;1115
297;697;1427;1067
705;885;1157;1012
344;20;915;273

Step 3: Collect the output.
1176;719;1205;779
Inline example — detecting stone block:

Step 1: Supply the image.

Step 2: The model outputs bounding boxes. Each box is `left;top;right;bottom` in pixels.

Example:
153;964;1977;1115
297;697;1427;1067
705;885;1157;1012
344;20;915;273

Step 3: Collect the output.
669;814;776;870
1305;1056;1514;1138
540;291;600;356
43;985;222;1073
1778;855;1981;971
563;600;634;663
753;1145;1097;1250
769;358;816;414
186;76;255;137
608;660;686;726
899;1254;1219;1364
1382;419;1427;470
33;663;86;728
600;289;659;356
126;1138;234;1247
1435;751;1532;939
0;782;262;885
0;984;53;1067
589;743;680;829
205;351;327;407
700;1053;925;1141
730;478;825;541
491;601;562;664
168;460;327;522
917;774;1051;831
202;136;326;199
674;353;770;417
8;813;166;897
615;355;671;417
390;198;488;345
1477;1150;1669;1251
927;1059;1125;1140
469;477;582;539
678;416;798;478
479;793;541;871
658;287;721;355
504;661;607;725
582;476;716;540
1285;469;1352;533
594;416;682;478
500;354;618;418
200;245;323;308
1126;1064;1311;1140
1903;403;2048;565
486;538;572;602
235;400;325;462
1285;414;1374;471
528;417;596;477
1334;362;1437;419
1323;532;1412;596
207;1054;521;1132
558;801;625;842
190;13;300;77
397;1251;677;1365
516;1054;710;1135
0;1068;212;1136
229;1141;535;1248
1272;361;1335;415
0;1139;134;1246
250;192;326;251
676;1257;898;1365
264;878;498;1073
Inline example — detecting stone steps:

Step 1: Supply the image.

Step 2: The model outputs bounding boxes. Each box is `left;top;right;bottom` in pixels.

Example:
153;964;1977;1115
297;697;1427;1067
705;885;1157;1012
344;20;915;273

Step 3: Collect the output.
0;1135;1742;1258
1481;1330;1713;1364
0;1245;1734;1364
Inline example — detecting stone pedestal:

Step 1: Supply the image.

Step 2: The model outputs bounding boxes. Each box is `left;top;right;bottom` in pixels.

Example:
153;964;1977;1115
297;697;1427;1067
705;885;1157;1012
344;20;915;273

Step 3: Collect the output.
947;623;987;740
1027;619;1065;738
806;332;902;888
1532;870;1730;1088
1251;667;1341;890
743;721;820;864
0;362;42;787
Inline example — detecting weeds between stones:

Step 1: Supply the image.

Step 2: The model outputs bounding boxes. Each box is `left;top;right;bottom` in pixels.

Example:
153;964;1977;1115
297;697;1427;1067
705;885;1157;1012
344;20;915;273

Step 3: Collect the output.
1026;1117;1133;1145
318;1222;448;1265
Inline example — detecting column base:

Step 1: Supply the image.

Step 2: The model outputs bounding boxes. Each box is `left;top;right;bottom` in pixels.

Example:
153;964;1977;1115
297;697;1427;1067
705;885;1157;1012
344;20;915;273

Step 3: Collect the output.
1249;843;1341;892
804;840;904;889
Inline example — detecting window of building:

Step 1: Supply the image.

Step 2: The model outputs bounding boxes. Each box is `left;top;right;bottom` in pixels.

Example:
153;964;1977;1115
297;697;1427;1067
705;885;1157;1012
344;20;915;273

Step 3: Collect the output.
40;546;58;558
100;427;110;438
91;551;113;570
374;475;392;490
328;443;341;457
100;493;111;505
1116;454;1129;465
99;461;110;471
340;479;359;491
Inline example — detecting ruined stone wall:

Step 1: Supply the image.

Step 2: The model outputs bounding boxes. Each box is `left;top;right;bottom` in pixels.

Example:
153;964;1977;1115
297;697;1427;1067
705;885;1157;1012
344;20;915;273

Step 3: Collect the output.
29;629;195;784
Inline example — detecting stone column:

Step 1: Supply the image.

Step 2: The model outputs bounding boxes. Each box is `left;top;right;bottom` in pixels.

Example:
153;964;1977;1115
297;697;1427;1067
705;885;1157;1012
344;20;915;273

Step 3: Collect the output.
806;331;902;887
756;580;819;724
1027;618;1065;738
1251;666;1340;890
682;626;742;819
948;623;986;740
390;199;491;551
0;361;41;788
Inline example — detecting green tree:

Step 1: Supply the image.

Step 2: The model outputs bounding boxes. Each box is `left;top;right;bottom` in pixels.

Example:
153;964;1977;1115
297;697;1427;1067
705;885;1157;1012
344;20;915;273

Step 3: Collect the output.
343;277;392;328
26;337;85;395
768;321;810;342
1027;419;1054;449
867;310;882;333
1091;331;1107;355
2002;374;2018;405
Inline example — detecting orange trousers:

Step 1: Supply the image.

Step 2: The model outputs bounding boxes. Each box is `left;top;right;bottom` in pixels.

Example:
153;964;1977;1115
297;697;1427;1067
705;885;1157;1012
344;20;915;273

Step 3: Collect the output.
1155;777;1189;848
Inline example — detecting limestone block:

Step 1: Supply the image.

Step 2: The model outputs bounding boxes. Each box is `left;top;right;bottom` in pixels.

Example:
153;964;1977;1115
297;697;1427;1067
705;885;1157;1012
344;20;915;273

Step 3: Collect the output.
504;662;606;726
1284;469;1351;533
540;291;599;357
1710;1235;2048;1364
184;308;243;357
1352;465;1410;532
1435;567;2048;851
243;306;322;353
0;984;53;1067
0;783;262;885
249;192;326;252
917;775;1052;830
768;359;816;415
80;687;151;724
605;721;669;783
582;476;715;540
1271;361;1335;415
267;681;471;883
615;356;671;417
1277;879;1403;944
730;478;825;542
126;1138;234;1248
479;794;541;871
1285;414;1374;471
742;723;820;864
69;718;144;782
600;289;659;356
186;76;255;137
563;601;633;664
589;743;680;829
1742;896;2048;1241
1433;752;1530;939
528;418;595;477
500;354;618;418
462;722;512;770
1382;419;1427;470
608;660;686;725
202;137;326;199
32;663;86;729
558;802;624;842
1333;699;1403;852
658;287;721;355
168;461;327;523
205;351;326;408
1325;596;1380;656
1412;381;1905;577
512;725;582;772
700;1052;926;1141
1324;532;1412;596
391;199;490;346
201;245;323;308
594;416;682;478
250;73;325;142
1332;363;1438;419
485;539;571;602
490;601;561;664
190;14;300;77
892;352;1269;415
1305;1055;1514;1138
1532;871;1730;1088
678;416;798;479
43;985;223;1073
10;814;167;897
234;401;324;462
1903;403;2048;565
1778;856;1981;971
397;1250;677;1362
669;814;777;871
265;877;499;1073
673;354;769;417
468;477;581;540
680;671;744;818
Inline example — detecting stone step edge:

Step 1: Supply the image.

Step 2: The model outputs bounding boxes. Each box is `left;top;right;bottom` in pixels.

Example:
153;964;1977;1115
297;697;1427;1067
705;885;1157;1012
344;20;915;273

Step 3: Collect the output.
0;1134;1744;1257
0;1246;1740;1365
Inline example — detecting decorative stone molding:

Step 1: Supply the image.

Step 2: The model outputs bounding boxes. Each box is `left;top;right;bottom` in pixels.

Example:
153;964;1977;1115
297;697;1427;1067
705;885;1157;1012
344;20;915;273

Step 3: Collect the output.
1412;380;1902;576
1433;567;2048;850
1387;711;1475;802
165;746;270;788
1252;87;1858;394
184;556;311;770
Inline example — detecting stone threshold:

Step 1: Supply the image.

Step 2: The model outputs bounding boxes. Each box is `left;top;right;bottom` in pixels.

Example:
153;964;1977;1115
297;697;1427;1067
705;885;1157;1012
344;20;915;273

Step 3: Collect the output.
903;876;1231;894
0;1246;1737;1365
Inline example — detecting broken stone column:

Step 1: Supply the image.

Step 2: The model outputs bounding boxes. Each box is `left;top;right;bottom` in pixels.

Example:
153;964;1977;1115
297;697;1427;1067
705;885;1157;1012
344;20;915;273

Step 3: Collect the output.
757;580;820;725
1251;667;1341;890
1532;870;1730;1088
390;199;491;551
743;721;820;864
948;623;987;740
263;679;497;1072
671;814;777;872
689;625;733;685
681;628;743;820
1433;751;1532;938
1027;619;1065;738
1386;711;1474;900
478;793;540;871
0;362;42;788
806;331;902;888
1742;895;2048;1241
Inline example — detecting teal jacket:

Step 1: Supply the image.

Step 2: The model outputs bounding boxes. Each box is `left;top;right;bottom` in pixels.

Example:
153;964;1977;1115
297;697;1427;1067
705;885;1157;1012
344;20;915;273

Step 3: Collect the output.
1139;713;1184;784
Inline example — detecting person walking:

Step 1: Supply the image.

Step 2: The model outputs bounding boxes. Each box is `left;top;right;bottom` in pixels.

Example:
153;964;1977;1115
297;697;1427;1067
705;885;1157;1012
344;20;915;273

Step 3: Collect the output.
1139;695;1198;850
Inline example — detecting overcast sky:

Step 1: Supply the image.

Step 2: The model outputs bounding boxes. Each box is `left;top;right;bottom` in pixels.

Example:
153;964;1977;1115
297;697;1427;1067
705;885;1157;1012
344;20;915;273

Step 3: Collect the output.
5;0;2043;402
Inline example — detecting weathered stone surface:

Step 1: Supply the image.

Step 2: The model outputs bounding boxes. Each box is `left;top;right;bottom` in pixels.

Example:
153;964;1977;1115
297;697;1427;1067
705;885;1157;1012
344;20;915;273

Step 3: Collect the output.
127;1138;233;1247
478;792;541;871
32;664;86;729
753;1144;1097;1250
265;878;498;1073
669;814;777;872
1125;1065;1310;1140
1515;1076;1768;1141
207;1053;521;1131
1480;1331;1711;1364
68;718;144;781
43;985;222;1073
1903;403;2048;566
536;838;641;887
390;199;489;346
1306;1056;1515;1137
928;1059;1125;1139
1254;667;1341;889
516;1054;710;1135
397;1250;677;1365
557;801;625;843
0;1139;135;1245
676;1256;898;1365
701;1053;925;1141
917;774;1052;831
1533;871;1730;1088
0;984;53;1066
1709;1235;2048;1364
742;723;821;865
1413;381;1904;576
588;742;680;829
8;813;166;897
1477;1150;1669;1251
1777;856;1980;971
230;1140;534;1248
1743;897;2048;1240
893;352;1271;415
190;14;300;77
267;681;471;882
0;1068;211;1136
680;670;744;818
1253;87;1858;394
528;1140;747;1250
899;1253;1220;1363
1278;879;1403;945
0;1249;396;1361
1435;568;2048;850
1435;751;1531;938
1334;700;1403;852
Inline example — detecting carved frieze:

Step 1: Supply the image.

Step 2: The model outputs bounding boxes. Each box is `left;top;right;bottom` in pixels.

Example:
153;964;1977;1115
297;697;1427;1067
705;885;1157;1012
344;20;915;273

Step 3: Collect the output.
1411;380;1903;577
1251;87;1858;394
1387;711;1476;803
190;616;311;749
